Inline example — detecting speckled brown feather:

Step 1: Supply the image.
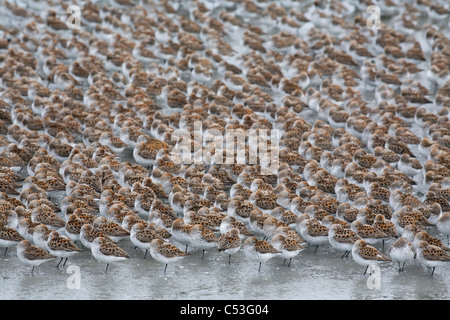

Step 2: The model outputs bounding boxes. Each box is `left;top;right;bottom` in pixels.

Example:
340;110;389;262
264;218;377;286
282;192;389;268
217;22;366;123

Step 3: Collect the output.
358;242;391;261
158;241;189;258
0;225;25;242
23;243;56;261
98;239;130;258
255;239;281;254
47;234;81;252
421;245;450;262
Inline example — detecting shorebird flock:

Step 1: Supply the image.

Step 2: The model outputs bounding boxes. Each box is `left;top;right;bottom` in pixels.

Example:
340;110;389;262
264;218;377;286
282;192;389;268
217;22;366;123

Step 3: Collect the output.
0;0;449;277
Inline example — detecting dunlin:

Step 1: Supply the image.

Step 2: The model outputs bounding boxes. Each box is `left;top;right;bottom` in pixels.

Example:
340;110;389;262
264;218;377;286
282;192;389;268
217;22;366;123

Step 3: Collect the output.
30;204;66;229
17;218;41;242
64;213;88;242
79;224;114;250
17;240;57;275
436;212;450;243
352;240;391;275
0;223;25;255
295;218;329;253
398;153;422;178
46;230;82;268
262;216;288;241
91;237;130;273
93;216;130;242
415;240;450;276
171;218;195;253
243;236;281;272
219;215;253;239
372;214;398;242
389;237;415;272
217;228;242;265
32;224;52;250
271;234;305;266
0;209;19;229
228;198;256;222
413;231;450;252
0;0;449;287
188;224;219;259
149;238;190;273
328;223;361;258
130;222;161;259
351;220;390;246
